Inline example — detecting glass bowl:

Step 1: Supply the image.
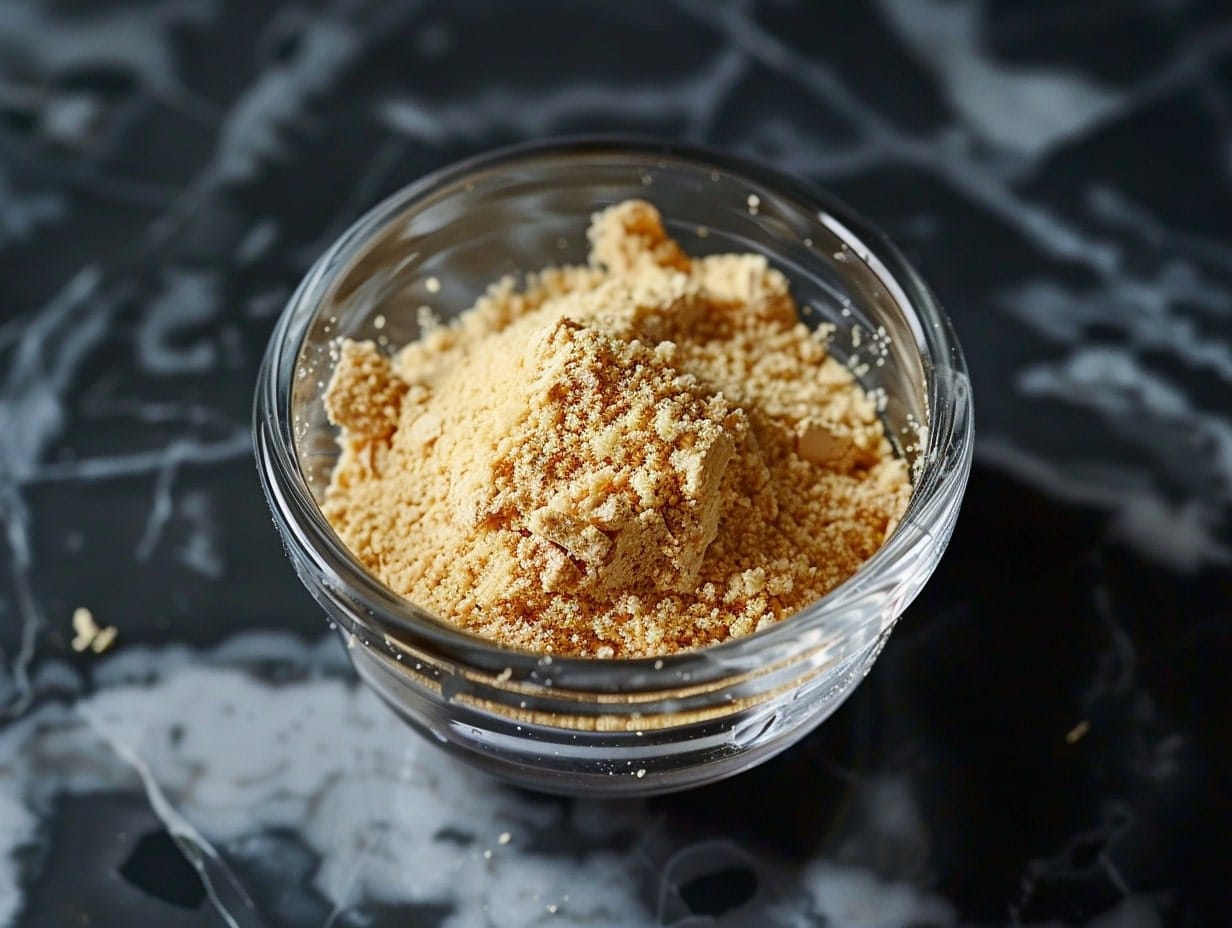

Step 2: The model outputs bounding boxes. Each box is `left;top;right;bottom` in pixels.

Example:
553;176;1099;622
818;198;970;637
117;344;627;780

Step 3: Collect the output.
254;138;973;796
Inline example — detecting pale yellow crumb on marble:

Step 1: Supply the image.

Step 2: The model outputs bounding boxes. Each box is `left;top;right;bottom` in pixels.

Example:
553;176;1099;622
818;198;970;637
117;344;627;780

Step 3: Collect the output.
71;606;117;654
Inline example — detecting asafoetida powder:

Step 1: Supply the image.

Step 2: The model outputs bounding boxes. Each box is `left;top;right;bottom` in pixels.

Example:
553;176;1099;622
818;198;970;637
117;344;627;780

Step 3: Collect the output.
321;200;910;658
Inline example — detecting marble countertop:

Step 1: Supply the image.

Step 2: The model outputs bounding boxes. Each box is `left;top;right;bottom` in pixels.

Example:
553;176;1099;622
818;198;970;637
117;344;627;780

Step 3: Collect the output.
1;1;1229;925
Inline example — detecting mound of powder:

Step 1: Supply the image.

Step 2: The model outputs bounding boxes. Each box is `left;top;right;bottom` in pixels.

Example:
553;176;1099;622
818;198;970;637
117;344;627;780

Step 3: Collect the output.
321;200;910;658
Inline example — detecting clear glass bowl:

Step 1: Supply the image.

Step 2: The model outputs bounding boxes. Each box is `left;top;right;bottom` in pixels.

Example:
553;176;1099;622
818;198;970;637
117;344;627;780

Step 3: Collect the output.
254;139;973;796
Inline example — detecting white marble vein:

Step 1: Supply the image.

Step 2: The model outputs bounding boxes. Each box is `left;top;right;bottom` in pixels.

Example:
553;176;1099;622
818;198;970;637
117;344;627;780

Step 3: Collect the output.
379;47;748;144
1013;345;1231;570
212;17;359;186
0;0;408;717
0;267;120;717
0;169;64;248
0;635;960;928
879;0;1123;158
0;254;249;714
79;703;262;928
0;0;214;96
136;270;223;375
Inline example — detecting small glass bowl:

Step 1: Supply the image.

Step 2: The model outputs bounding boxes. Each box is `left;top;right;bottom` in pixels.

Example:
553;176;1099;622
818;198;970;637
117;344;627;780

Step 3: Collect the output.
255;139;972;796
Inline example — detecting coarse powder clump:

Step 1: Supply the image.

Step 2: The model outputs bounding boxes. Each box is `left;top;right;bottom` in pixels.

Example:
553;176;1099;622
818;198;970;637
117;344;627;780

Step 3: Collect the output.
321;200;911;658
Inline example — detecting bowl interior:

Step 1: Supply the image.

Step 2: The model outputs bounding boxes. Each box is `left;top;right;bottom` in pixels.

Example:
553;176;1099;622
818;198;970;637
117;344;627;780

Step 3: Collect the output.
290;149;931;507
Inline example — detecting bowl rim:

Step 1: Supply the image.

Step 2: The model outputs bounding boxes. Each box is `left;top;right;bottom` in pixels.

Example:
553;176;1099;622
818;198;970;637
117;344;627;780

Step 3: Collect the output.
255;135;974;682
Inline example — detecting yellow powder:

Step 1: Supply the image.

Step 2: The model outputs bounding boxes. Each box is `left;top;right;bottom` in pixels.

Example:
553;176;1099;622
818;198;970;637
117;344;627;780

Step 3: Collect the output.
70;606;117;654
322;200;910;658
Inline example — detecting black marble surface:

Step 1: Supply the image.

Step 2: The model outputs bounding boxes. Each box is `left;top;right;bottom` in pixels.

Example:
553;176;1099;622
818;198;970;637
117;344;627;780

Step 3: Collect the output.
1;1;1230;926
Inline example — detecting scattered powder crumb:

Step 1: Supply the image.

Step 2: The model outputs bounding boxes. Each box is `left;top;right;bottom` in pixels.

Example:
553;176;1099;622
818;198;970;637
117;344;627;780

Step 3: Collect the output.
322;200;911;658
70;607;117;654
498;831;512;845
1065;720;1092;744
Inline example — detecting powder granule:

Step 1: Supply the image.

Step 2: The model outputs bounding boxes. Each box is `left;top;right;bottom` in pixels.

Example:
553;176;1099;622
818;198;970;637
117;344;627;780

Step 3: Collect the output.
322;200;911;658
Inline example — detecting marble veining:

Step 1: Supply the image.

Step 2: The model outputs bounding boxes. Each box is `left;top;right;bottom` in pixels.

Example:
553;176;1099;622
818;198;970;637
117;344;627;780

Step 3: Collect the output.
0;0;1228;925
1;635;959;927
